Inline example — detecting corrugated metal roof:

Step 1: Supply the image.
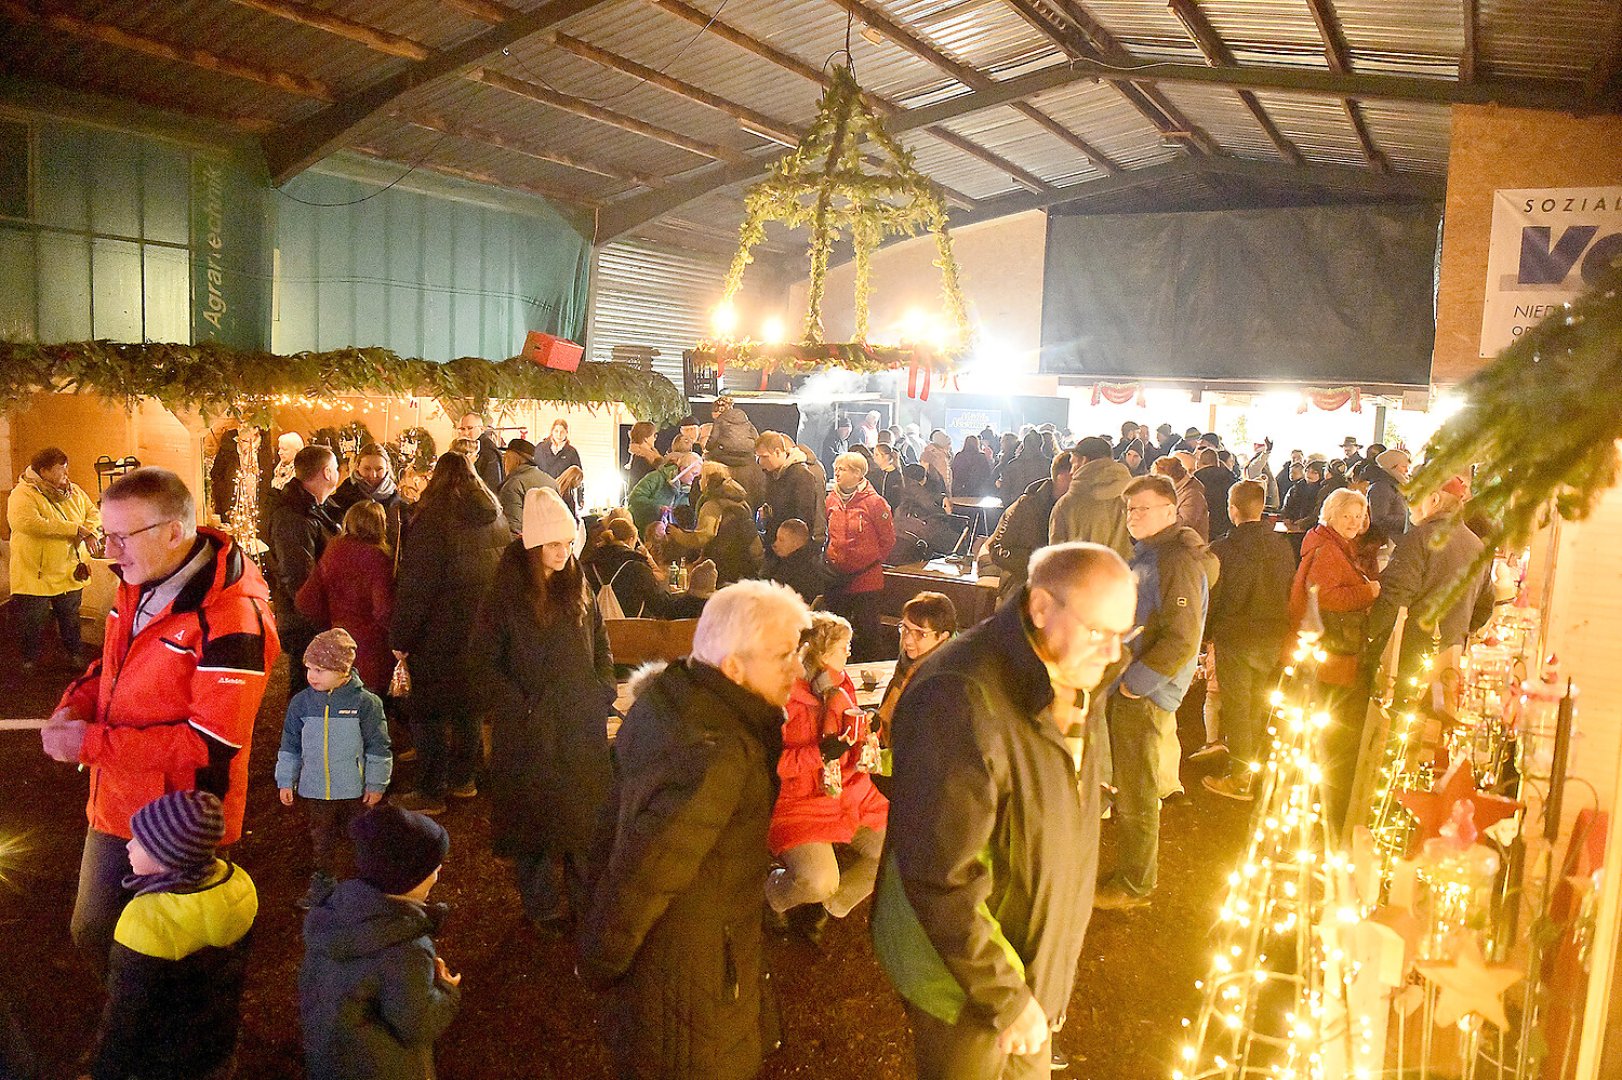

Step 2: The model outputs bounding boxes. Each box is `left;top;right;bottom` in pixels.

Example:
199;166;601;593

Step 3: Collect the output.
1478;0;1614;80
1248;90;1368;168
1062;0;1210;61
1184;0;1332;68
1355;100;1451;175
1331;1;1463;78
938;104;1107;187
4;0;1607;248
1028;79;1182;170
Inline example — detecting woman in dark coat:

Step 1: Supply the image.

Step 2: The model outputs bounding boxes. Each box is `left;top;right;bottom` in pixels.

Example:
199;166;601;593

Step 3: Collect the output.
389;452;511;814
296;500;396;692
478;487;616;930
950;434;994;498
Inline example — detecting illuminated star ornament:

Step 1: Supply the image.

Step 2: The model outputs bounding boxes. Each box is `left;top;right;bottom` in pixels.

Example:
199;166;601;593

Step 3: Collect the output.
1415;936;1524;1030
1397;758;1519;854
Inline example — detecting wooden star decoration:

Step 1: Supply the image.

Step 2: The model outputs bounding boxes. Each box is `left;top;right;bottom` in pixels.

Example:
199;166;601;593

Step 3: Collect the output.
1415;937;1524;1030
1397;758;1519;855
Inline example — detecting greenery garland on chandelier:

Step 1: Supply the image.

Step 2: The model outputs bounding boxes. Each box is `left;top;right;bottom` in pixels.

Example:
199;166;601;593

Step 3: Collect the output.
1408;262;1622;615
695;64;970;378
0;340;688;426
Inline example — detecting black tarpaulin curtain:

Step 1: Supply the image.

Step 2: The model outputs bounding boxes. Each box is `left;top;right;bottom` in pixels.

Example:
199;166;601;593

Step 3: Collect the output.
1039;203;1442;386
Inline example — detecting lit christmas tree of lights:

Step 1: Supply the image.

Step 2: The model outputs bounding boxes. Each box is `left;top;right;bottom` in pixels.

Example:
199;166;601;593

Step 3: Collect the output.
1175;590;1367;1080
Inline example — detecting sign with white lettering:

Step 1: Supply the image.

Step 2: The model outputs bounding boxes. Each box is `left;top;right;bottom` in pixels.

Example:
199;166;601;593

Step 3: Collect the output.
1480;187;1622;356
190;156;268;349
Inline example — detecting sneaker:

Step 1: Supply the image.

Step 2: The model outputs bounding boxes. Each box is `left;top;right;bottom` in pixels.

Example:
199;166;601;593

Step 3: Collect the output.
1188;741;1228;763
1051;1046;1070;1071
391;790;446;815
1202;773;1255;802
448;781;479;799
1092;882;1151;911
297;871;336;911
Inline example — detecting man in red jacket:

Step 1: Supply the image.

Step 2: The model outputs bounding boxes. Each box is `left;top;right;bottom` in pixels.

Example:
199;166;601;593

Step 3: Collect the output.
825;452;896;661
41;468;279;971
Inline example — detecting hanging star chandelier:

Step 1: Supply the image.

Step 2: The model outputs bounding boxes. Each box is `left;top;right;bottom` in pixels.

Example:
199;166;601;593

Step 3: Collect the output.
692;64;971;395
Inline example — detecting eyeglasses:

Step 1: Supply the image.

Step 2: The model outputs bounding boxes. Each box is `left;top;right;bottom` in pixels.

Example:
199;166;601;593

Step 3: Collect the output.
1124;501;1174;517
1050;593;1141;649
101;520;175;548
898;622;944;640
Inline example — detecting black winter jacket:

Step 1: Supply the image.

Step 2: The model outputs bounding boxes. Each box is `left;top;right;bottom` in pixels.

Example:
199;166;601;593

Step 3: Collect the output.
761;462;826;548
390;489;509;698
1367;512;1491;676
477;542;617;855
766;544;831;605
1207;520;1296;649
578;660;785;1080
872;598;1101;1032
1194;465;1236;540
268;482;339;612
330;475;408;555
534;440;582;481
301;880;460;1080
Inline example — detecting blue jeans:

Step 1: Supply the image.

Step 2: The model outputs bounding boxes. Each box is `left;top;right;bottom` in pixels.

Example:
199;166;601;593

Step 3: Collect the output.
12;590;83;664
1215;640;1280;769
70;828;134;977
1107;692;1168;897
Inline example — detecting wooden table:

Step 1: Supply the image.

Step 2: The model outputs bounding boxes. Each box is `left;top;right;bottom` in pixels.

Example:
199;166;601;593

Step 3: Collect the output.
878;558;1001;632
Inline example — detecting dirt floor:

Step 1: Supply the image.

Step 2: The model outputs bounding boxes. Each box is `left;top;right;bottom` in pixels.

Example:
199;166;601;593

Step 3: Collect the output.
0;635;1250;1080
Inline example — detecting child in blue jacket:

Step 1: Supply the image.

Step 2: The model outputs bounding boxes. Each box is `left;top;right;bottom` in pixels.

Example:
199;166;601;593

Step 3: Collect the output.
277;627;392;909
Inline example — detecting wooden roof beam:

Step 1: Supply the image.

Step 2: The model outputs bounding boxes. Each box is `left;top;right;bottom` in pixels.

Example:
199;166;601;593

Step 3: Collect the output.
1302;0;1389;172
645;0;1059;192
438;0;516;24
828;0;1120;173
468;66;746;164
1002;0;1222;156
1461;0;1479;84
596;47;1594;240
263;0;613;184
350;144;603;207
397;110;664;187
229;0;430;61
1167;0;1303;165
0;2;334;101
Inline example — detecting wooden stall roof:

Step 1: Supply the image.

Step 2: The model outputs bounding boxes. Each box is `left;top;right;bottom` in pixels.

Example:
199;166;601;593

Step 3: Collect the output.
1;0;1618;253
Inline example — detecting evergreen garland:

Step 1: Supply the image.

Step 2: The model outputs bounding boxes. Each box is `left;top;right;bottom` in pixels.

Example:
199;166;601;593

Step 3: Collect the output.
0;340;687;426
1409;264;1622;615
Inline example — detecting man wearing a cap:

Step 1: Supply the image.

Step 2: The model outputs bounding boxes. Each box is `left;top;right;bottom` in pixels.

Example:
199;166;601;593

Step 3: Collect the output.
1364;448;1412;546
42;468;278;970
497;437;558;539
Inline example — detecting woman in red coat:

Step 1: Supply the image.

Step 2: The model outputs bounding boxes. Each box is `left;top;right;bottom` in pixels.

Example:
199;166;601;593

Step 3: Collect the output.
766;612;888;944
296;501;396;693
1290;486;1380;829
824;452;897;661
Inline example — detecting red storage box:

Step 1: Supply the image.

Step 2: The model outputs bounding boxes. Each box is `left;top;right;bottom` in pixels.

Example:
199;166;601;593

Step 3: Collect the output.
523;330;584;372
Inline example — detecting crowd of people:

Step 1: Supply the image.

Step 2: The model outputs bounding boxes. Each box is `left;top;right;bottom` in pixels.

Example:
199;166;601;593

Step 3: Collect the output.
9;402;1497;1080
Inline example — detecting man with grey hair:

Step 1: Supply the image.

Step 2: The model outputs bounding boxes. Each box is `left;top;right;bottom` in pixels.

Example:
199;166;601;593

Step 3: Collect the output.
42;468;278;969
579;580;812;1080
875;543;1136;1078
455;410;505;492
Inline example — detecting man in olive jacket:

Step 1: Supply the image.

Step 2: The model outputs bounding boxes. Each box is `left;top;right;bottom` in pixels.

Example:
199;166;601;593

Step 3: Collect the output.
873;544;1137;1078
578;581;811;1080
1048;438;1131;559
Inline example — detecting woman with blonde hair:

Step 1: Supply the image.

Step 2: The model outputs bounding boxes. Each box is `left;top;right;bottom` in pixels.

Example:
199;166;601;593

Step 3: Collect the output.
296;500;396;693
766;611;888;944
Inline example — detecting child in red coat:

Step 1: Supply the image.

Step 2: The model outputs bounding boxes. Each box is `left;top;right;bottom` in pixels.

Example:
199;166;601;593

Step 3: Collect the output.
297;501;396;693
766;612;888;943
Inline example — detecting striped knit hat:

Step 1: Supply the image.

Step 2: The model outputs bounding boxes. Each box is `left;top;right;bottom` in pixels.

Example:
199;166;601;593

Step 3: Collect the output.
130;790;225;872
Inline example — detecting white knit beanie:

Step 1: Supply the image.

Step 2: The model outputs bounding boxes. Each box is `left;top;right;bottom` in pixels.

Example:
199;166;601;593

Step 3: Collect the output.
523;486;576;549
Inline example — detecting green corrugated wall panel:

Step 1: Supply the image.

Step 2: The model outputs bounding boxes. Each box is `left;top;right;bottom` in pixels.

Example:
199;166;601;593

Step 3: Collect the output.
90;237;142;341
141;141;190;245
36;232;91;342
0;227;37;340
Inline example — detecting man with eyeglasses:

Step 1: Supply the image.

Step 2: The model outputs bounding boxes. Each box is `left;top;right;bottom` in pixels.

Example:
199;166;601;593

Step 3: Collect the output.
874;542;1136;1077
41;468;279;972
1094;476;1217;912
